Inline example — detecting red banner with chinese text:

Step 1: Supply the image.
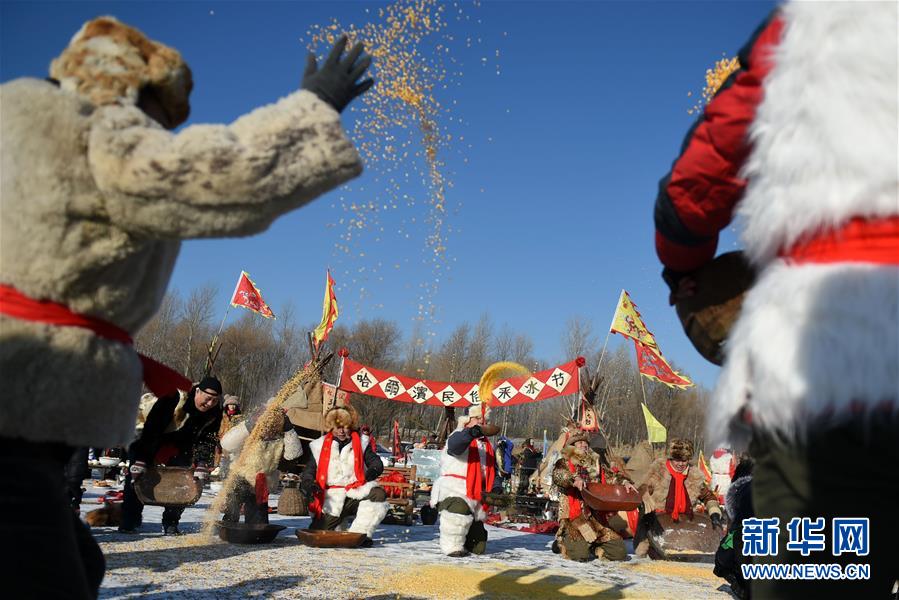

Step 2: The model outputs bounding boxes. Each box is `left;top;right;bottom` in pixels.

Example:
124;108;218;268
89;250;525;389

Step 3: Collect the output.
338;358;581;408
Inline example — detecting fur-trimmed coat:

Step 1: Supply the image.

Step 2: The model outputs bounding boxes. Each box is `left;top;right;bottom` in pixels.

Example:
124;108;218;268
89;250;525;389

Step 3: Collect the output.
0;79;362;447
639;458;720;517
711;2;898;443
129;390;221;466
552;446;630;521
303;434;382;517
654;3;897;444
430;426;492;521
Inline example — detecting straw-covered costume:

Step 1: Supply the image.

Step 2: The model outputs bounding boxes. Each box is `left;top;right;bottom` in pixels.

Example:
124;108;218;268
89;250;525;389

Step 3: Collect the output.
219;400;303;526
300;406;388;543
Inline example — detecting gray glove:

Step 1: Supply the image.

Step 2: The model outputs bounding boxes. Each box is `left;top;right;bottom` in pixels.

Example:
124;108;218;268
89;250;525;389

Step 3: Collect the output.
302;35;374;112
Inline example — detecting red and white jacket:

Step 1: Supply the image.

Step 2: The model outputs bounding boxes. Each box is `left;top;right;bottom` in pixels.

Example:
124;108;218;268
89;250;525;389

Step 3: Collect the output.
655;2;898;443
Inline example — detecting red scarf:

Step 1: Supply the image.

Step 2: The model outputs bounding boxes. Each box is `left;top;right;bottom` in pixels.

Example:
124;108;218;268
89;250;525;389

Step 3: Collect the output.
565;458;607;520
309;431;366;518
0;284;191;397
665;460;692;521
565;460;585;520
780;216;899;265
465;437;495;511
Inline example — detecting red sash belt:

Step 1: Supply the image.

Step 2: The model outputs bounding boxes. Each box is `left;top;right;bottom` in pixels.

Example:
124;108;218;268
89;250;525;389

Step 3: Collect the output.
0;284;191;397
780;216;899;265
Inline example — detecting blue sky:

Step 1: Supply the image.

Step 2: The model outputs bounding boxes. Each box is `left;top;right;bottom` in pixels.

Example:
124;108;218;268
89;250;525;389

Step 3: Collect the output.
1;1;776;387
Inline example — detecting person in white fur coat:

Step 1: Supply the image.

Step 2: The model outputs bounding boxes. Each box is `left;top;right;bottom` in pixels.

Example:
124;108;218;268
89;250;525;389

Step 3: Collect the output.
430;404;499;557
300;406;388;546
0;16;372;598
653;3;897;597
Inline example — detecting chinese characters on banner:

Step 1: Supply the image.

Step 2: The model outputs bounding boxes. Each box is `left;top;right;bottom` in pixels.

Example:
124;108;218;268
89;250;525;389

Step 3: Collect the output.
609;289;693;389
322;382;349;413
339;358;581;408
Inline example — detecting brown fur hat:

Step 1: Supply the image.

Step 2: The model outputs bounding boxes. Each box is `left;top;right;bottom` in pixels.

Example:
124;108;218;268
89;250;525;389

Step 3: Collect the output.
324;405;360;431
566;431;590;447
668;438;694;462
50;16;192;126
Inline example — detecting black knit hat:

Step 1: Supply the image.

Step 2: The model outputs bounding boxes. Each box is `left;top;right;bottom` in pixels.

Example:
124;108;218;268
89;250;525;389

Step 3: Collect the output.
197;376;222;396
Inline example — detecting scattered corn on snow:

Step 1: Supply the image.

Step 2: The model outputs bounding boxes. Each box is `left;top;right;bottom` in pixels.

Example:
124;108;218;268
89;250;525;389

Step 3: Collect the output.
90;485;730;599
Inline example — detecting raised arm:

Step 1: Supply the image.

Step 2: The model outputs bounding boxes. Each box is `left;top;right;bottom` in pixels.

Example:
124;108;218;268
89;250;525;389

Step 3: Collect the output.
88;89;361;239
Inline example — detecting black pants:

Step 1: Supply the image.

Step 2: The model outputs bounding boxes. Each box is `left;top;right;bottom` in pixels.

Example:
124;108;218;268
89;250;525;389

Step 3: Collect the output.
222;478;268;525
750;416;899;599
64;447;91;510
0;438;105;599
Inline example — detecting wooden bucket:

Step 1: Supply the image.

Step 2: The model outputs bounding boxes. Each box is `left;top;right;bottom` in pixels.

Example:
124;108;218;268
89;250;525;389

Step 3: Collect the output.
133;466;202;507
295;529;367;548
675;251;755;365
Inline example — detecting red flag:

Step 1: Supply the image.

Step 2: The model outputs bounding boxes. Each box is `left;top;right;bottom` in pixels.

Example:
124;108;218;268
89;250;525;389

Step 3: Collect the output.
230;271;275;319
634;341;693;389
392;420;402;460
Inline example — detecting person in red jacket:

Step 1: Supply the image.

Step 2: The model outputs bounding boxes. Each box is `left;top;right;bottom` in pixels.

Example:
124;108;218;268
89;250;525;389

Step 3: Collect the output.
654;3;897;598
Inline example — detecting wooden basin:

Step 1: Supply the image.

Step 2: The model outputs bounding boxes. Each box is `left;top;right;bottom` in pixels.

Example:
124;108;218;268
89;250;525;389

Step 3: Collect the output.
648;513;723;560
295;528;367;548
133;466;202;507
581;483;642;512
215;522;285;544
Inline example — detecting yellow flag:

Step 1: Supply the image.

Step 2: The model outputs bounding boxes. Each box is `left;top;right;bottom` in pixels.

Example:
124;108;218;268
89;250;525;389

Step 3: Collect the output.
312;270;338;350
610;290;658;348
698;450;713;483
641;402;667;443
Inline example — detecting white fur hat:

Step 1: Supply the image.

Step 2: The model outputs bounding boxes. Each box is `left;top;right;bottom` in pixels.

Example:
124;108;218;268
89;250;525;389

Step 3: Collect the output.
50;16;192;126
456;403;490;428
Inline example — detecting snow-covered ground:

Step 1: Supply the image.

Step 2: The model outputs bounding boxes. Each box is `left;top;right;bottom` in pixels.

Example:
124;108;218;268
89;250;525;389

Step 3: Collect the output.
83;484;735;599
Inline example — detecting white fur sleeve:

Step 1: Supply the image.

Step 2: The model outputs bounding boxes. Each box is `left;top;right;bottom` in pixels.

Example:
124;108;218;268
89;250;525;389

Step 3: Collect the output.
88;90;362;238
283;429;303;461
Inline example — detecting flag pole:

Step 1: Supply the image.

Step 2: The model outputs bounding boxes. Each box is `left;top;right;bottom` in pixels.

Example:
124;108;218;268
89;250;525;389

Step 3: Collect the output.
638;373;655;456
204;302;233;376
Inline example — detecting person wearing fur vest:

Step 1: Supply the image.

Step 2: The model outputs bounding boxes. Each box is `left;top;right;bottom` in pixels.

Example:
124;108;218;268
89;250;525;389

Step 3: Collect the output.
551;432;635;562
654;3;897;595
429;404;500;557
633;439;722;558
119;376;223;535
0;16;371;597
300;406;388;546
219;398;303;526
